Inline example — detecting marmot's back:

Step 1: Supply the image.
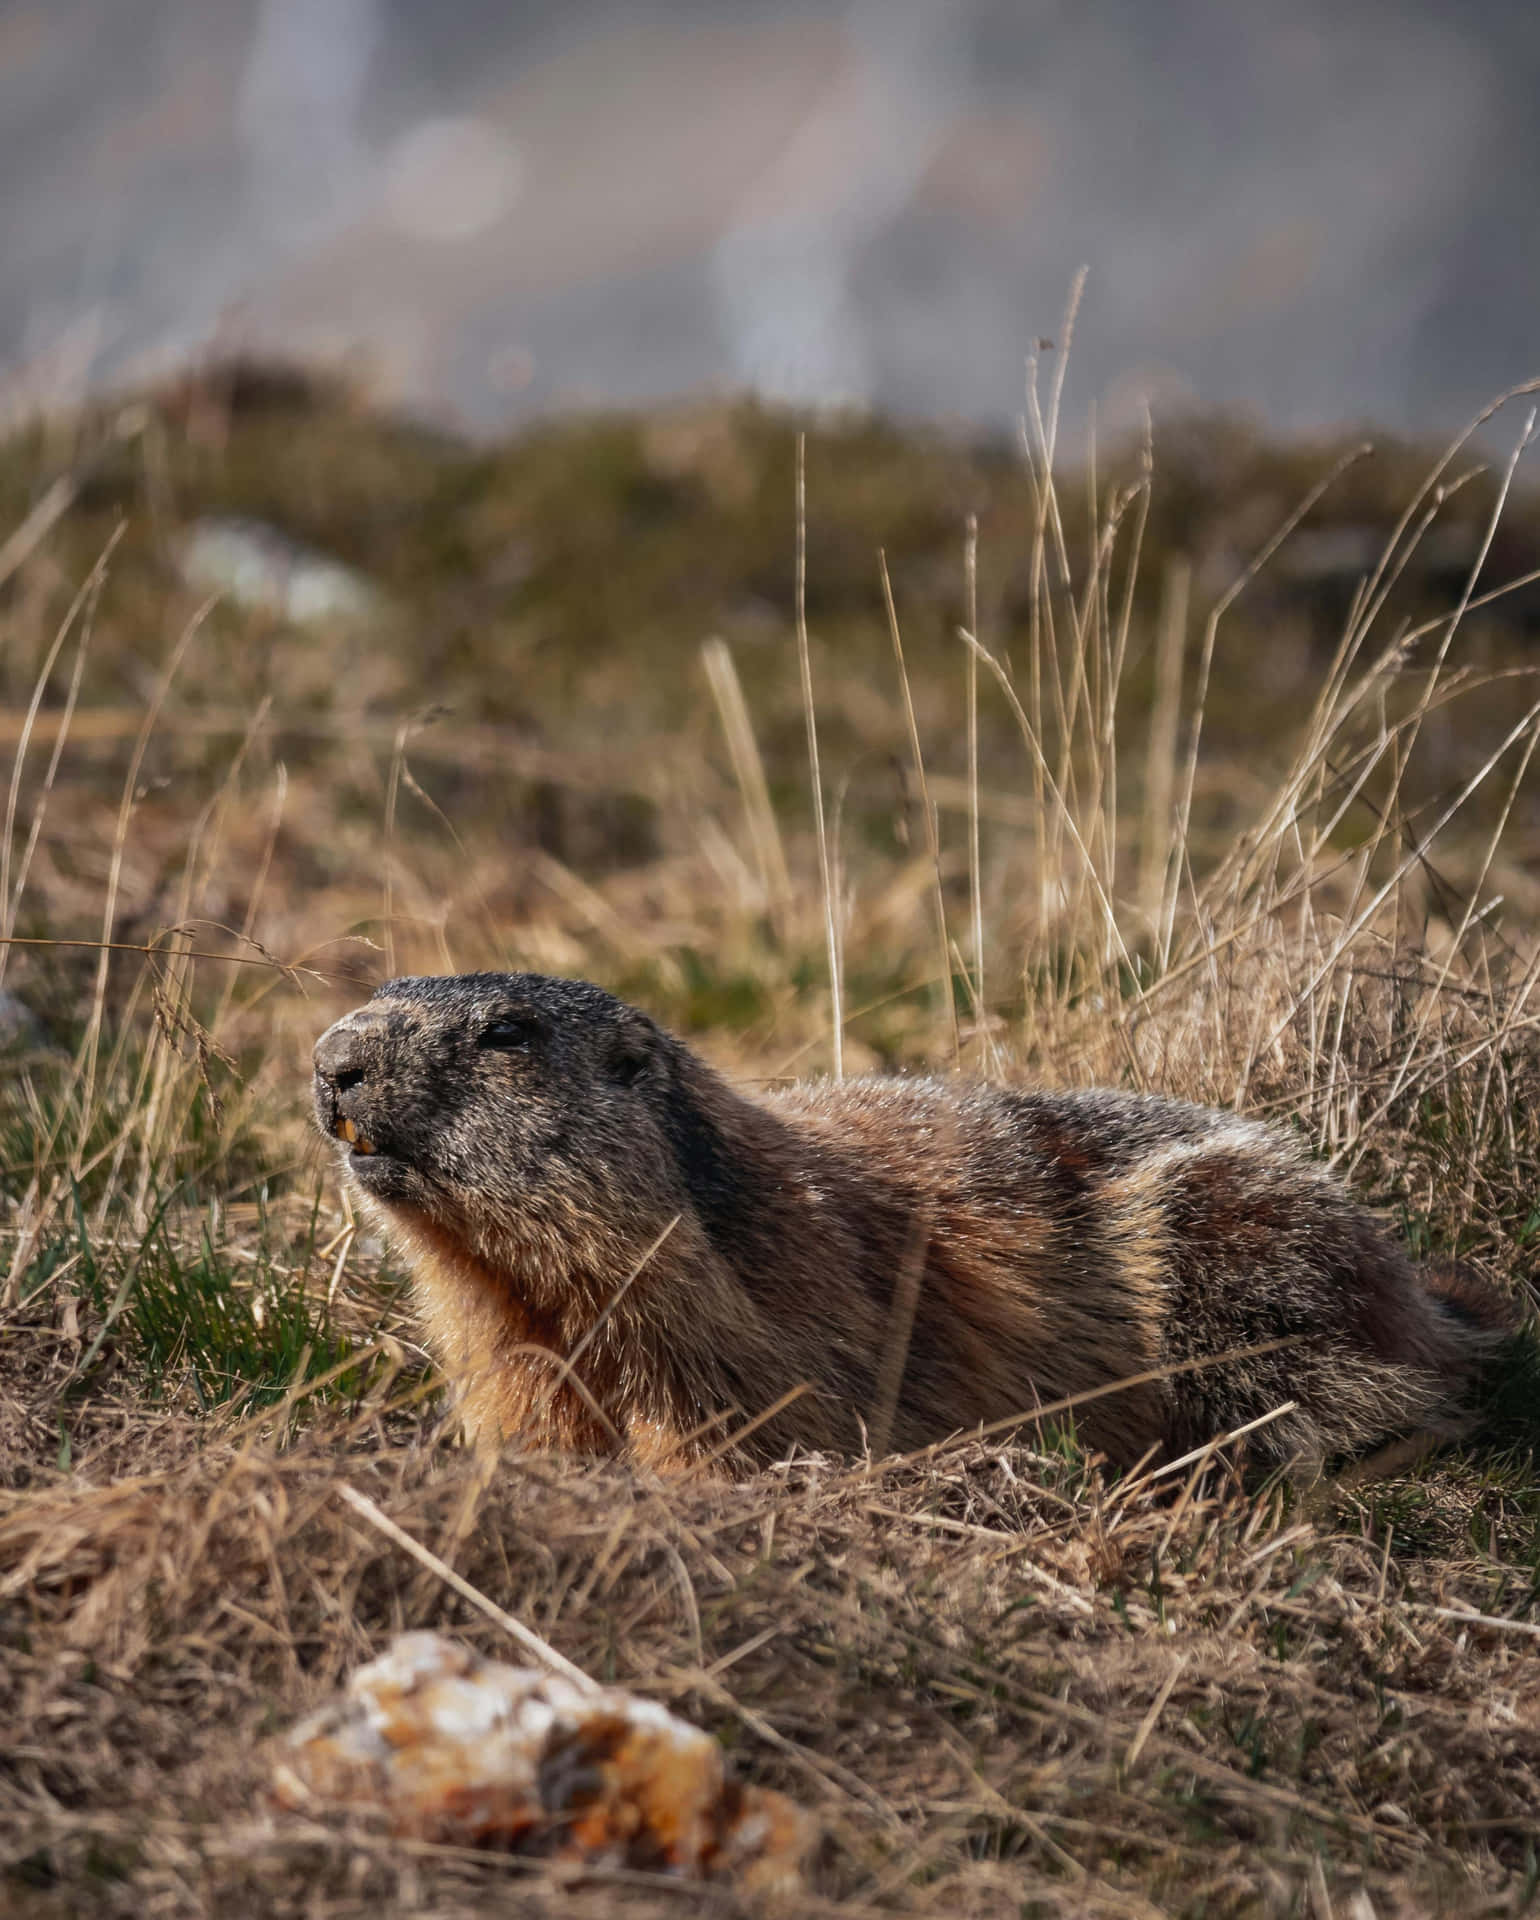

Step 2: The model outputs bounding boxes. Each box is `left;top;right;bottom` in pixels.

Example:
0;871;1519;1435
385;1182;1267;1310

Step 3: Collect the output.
313;972;1508;1472
757;1078;1494;1465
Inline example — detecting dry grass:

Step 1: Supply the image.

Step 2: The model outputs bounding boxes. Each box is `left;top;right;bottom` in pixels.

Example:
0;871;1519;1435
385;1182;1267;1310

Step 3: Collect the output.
5;353;1540;1914
11;1405;1540;1917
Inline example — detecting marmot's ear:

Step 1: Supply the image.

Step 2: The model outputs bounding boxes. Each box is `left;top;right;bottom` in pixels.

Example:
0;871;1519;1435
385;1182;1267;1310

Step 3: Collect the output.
609;1013;662;1087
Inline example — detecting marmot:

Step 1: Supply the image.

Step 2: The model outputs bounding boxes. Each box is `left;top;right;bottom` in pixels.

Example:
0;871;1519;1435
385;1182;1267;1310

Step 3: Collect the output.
313;971;1507;1473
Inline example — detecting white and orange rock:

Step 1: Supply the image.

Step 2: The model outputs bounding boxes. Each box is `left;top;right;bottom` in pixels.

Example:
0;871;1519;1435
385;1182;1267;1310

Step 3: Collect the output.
271;1631;813;1892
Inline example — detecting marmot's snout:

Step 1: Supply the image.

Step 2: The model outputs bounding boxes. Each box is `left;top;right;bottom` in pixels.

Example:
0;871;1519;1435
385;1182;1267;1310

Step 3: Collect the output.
313;1006;392;1157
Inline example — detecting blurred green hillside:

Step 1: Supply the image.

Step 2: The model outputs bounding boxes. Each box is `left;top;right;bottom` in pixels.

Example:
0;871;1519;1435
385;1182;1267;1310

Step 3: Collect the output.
8;360;1540;812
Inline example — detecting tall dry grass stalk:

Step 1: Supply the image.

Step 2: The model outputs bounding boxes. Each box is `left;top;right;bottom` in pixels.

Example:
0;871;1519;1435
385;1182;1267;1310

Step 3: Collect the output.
701;635;792;934
794;432;844;1078
880;548;960;1067
1138;552;1187;930
962;515;985;1043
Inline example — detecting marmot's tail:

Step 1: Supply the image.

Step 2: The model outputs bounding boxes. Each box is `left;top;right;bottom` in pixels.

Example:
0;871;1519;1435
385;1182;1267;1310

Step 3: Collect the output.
1420;1257;1540;1455
1420;1257;1522;1338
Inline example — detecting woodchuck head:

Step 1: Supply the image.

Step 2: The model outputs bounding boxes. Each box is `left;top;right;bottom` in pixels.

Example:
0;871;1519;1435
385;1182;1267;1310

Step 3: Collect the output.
312;972;712;1310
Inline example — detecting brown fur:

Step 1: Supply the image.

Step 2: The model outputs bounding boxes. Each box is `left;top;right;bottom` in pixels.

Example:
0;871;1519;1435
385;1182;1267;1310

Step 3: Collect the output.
312;971;1510;1473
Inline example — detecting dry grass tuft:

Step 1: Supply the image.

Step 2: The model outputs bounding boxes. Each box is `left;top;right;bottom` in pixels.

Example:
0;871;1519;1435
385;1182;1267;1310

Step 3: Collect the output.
8;1413;1540;1914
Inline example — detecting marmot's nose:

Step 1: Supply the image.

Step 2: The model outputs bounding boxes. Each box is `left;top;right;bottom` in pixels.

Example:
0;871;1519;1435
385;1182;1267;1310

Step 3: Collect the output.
314;1008;389;1092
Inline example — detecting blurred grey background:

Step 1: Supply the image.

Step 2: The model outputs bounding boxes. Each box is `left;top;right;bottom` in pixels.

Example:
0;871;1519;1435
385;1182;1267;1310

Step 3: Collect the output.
4;0;1537;437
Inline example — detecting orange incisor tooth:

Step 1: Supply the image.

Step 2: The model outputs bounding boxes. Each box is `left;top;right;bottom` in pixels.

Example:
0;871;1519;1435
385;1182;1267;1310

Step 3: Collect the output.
338;1117;357;1144
354;1136;377;1156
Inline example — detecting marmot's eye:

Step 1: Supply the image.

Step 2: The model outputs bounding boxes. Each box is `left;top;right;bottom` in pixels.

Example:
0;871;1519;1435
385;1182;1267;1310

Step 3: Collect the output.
478;1016;539;1052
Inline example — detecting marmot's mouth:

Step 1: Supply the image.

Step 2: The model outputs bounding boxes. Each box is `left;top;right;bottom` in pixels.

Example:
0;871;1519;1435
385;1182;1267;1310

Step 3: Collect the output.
333;1114;379;1157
